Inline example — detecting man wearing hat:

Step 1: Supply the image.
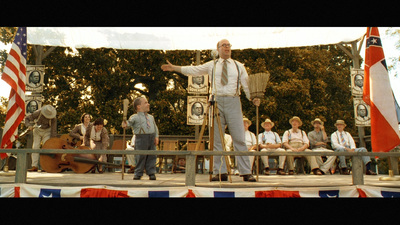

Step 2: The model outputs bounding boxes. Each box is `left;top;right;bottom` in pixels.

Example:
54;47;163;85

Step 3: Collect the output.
330;120;376;175
307;118;336;175
25;105;57;172
257;118;286;175
282;116;321;175
243;117;257;173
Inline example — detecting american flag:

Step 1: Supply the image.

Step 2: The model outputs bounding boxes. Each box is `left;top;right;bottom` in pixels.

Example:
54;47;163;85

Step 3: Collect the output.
0;27;27;159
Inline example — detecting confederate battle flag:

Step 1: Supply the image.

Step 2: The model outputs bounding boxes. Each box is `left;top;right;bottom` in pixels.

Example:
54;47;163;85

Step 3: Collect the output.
363;27;400;152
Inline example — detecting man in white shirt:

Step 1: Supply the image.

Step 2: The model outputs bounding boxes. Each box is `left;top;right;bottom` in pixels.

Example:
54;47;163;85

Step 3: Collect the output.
161;39;260;182
223;131;238;175
243;117;257;173
257;119;286;175
330;120;376;175
282;116;320;175
125;135;136;173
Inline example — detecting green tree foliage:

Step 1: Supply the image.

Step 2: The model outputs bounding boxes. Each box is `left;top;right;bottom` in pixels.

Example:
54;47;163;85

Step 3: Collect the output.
0;30;359;139
235;46;357;136
0;27;17;72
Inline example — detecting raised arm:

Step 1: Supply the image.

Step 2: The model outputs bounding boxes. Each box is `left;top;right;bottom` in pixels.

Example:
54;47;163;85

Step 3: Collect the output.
161;60;182;73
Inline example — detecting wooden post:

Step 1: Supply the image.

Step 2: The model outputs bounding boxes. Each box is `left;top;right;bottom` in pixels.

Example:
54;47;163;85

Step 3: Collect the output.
185;154;196;186
15;152;28;183
351;41;366;148
352;155;364;185
195;50;201;140
389;156;399;175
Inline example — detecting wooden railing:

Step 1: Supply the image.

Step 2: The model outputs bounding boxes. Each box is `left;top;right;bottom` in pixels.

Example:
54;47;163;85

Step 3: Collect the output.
1;148;399;186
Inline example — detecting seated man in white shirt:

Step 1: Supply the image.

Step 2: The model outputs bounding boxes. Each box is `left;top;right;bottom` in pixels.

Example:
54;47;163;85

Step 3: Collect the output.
257;119;286;175
282;116;321;175
243;117;257;173
330;120;376;175
125;135;137;173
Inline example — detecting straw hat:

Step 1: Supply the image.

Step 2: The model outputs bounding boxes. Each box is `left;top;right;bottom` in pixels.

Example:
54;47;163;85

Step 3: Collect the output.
41;105;56;119
261;118;274;128
289;116;302;126
243;117;252;126
311;118;324;126
334;120;347;126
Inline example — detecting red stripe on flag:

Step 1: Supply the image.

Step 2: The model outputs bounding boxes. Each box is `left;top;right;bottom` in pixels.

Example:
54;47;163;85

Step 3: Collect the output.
1;27;27;158
370;102;400;152
363;27;400;152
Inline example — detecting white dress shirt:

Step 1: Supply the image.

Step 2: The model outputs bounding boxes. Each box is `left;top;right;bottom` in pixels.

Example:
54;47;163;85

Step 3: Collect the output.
258;131;282;144
282;129;309;145
244;130;257;147
330;130;356;149
181;58;251;100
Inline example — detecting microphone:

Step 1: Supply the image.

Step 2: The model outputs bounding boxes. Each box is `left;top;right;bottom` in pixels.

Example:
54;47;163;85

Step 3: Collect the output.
211;49;218;59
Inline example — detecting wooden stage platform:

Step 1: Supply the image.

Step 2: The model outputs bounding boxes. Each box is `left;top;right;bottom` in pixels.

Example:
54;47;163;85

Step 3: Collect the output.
1;171;400;189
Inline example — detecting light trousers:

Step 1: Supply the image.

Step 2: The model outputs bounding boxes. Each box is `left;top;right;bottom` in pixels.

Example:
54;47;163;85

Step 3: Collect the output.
31;127;51;167
335;147;371;168
126;145;137;166
312;147;336;174
212;96;252;175
286;142;319;171
249;148;286;169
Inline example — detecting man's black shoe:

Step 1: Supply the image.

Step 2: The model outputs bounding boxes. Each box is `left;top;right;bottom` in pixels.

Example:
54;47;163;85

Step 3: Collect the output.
241;174;256;182
211;174;228;181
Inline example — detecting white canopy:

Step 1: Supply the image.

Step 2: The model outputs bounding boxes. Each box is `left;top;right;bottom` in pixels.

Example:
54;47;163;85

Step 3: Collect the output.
27;27;367;50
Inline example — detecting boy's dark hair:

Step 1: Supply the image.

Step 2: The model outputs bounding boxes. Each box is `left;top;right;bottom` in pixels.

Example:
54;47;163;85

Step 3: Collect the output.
94;118;104;126
133;97;144;112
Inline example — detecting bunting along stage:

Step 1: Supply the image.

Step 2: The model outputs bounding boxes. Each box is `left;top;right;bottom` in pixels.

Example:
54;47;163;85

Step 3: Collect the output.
363;27;400;152
2;184;400;198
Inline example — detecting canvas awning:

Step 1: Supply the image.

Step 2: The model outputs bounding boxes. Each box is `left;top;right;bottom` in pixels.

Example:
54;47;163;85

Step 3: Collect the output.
27;27;367;50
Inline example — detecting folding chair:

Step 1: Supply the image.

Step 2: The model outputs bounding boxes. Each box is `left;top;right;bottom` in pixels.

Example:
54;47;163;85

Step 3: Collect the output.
158;140;179;174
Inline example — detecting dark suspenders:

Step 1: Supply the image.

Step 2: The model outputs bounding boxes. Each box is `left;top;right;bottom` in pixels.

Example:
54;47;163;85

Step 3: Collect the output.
211;59;241;96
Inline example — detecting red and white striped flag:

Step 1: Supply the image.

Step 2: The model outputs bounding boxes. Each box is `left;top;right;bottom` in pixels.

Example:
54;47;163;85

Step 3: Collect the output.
363;27;400;152
0;27;27;159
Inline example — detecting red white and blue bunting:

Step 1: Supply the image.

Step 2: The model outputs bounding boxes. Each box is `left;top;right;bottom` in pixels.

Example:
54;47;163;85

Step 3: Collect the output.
1;184;400;198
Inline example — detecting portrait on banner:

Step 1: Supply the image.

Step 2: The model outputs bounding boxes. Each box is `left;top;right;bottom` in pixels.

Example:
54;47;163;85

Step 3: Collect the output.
187;96;208;125
26;65;45;93
351;69;364;96
187;75;208;94
353;98;371;127
25;95;43;117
